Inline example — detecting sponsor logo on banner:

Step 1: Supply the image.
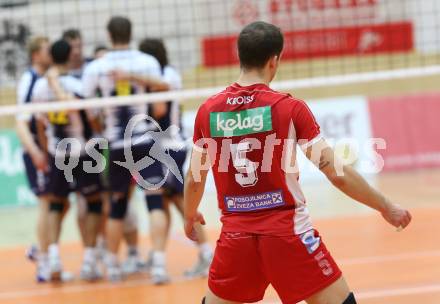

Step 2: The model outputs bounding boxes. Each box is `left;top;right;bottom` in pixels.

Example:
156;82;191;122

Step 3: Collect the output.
369;93;440;171
224;190;285;212
0;130;37;206
210;106;272;137
203;22;413;67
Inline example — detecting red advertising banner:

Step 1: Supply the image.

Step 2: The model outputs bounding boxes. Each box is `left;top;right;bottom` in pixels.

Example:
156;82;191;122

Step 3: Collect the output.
202;21;413;67
369;93;440;171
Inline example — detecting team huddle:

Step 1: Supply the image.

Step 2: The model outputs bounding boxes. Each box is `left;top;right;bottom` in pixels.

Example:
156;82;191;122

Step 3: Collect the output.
16;16;213;284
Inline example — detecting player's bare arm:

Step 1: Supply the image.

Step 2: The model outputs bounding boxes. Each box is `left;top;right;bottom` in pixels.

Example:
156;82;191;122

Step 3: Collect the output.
47;66;103;134
46;67;76;102
110;69;170;91
304;138;412;229
183;147;209;242
16;119;48;171
110;69;168;118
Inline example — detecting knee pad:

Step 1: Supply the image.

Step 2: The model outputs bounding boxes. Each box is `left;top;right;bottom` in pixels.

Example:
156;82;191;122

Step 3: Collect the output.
87;200;103;215
109;196;128;219
49;201;64;213
146;194;163;212
342;292;356;304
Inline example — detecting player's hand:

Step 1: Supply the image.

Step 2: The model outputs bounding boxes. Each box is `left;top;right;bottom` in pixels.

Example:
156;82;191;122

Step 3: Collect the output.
31;149;49;172
46;67;60;84
381;202;412;230
184;211;206;242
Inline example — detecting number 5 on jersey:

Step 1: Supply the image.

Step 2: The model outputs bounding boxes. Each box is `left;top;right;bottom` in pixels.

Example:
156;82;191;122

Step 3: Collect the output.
230;142;258;187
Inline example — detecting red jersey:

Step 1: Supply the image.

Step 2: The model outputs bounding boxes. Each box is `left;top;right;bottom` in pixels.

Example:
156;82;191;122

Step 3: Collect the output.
193;83;322;236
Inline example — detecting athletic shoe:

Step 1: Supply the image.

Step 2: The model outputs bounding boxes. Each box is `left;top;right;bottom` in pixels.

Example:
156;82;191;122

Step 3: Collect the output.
150;264;170;285
106;265;123;282
36;263;50;283
80;262;102;281
184;253;213;278
26;244;39;263
122;254;147;275
48;254;63;281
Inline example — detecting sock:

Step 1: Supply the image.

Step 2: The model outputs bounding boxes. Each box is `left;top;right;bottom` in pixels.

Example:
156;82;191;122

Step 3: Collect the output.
84;247;96;264
96;235;106;249
37;252;49;267
128;246;138;257
105;251;118;267
199;242;213;259
152;251;166;267
48;244;59;258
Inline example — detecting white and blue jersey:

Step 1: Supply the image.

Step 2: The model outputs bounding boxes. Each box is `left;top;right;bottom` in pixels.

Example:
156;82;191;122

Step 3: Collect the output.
32;75;92;158
17;68;49;195
82;49;162;149
69;57;93;79
148;65;187;150
16;68;41;146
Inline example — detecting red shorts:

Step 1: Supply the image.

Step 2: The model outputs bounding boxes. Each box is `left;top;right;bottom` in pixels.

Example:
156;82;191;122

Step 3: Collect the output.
208;229;342;303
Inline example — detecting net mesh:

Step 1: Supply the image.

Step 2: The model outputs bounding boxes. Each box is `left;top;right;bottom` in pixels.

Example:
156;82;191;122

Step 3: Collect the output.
0;0;440;118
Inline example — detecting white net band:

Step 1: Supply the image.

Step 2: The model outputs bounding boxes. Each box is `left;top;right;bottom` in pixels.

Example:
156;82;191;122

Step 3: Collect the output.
1;65;440;117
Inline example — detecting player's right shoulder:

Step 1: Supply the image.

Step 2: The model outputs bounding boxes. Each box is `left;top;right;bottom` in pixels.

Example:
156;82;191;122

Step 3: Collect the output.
83;57;101;74
31;78;50;101
203;87;230;107
18;70;32;84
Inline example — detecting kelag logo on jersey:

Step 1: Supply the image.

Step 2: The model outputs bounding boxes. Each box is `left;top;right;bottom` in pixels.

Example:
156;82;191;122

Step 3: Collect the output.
210;106;272;137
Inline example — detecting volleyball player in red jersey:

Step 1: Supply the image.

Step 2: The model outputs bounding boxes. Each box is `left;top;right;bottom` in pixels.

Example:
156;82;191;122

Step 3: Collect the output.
184;21;412;304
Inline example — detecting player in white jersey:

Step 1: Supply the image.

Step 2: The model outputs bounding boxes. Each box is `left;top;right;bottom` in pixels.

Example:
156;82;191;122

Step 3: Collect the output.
16;36;53;282
62;29;93;79
82;16;169;283
138;38;213;278
33;40;103;281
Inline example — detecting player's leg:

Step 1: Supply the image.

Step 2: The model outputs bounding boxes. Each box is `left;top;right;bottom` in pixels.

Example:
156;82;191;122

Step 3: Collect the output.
105;148;132;281
146;189;169;284
121;185;146;274
203;289;241;304
44;153;71;281
23;152;54;282
75;159;104;281
96;147;111;261
75;192;87;245
80;193;103;281
22;153;50;269
305;276;355;304
138;143;169;284
47;194;69;281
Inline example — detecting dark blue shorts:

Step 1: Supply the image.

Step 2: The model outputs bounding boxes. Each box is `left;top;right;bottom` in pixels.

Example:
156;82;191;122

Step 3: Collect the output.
23;153;49;196
47;154;102;198
163;149;187;196
108;143;165;194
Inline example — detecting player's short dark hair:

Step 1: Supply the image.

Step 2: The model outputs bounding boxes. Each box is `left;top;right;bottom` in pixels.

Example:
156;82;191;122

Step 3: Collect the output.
62;28;81;41
94;45;108;55
107;16;131;44
139;38;168;70
237;21;284;69
50;39;71;64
